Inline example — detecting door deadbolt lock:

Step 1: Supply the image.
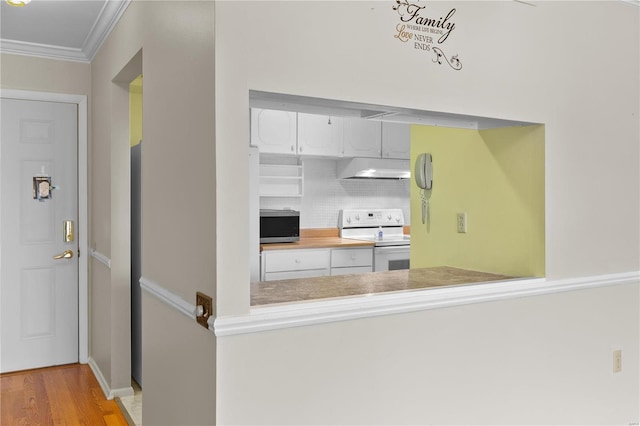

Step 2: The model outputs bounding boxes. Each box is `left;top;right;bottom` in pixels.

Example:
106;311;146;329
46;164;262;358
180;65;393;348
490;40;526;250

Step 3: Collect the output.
63;220;74;243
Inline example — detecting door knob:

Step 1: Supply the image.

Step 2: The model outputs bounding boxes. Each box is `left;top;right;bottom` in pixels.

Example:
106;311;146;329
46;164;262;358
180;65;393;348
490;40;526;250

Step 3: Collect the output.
53;249;74;260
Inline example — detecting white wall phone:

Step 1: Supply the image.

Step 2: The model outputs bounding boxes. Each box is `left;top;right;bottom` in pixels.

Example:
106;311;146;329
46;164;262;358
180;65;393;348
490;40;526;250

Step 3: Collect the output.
414;153;432;190
415;153;432;225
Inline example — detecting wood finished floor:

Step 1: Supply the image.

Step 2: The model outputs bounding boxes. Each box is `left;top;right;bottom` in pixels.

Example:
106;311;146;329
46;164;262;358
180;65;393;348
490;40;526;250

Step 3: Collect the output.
1;363;129;425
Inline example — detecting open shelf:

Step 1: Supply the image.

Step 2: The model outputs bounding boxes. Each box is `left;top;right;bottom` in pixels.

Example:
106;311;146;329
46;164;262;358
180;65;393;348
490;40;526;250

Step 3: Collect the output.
259;163;303;197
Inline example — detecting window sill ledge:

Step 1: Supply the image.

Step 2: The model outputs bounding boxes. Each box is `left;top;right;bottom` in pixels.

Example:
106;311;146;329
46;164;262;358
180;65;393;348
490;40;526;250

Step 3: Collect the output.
140;271;640;337
214;271;639;336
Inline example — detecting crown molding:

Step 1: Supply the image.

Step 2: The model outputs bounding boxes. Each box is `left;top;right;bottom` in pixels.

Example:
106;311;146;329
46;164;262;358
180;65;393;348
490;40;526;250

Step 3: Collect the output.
0;0;130;63
82;0;131;61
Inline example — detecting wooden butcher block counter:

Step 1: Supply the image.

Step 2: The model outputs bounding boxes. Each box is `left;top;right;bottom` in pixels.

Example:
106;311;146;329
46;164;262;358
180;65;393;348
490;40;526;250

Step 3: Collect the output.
260;227;411;251
251;266;514;306
260;228;374;251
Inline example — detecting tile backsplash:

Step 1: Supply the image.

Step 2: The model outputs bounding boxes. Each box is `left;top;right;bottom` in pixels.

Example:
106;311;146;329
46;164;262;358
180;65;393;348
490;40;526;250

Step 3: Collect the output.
260;158;410;228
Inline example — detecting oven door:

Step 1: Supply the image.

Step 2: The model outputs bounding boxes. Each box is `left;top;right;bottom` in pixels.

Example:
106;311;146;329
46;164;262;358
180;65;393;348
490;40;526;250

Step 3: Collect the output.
373;246;410;272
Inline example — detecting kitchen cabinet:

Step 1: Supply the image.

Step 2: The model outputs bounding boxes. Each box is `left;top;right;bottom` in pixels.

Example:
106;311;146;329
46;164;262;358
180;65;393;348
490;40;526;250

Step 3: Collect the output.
250;108;410;160
330;247;373;276
250;108;297;155
297;113;344;157
381;122;410;159
342;118;382;158
261;248;330;281
258;163;303;197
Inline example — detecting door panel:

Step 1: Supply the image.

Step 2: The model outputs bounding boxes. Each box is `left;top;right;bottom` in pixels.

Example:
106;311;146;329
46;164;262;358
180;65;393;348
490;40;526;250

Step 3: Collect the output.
1;98;79;373
21;267;56;338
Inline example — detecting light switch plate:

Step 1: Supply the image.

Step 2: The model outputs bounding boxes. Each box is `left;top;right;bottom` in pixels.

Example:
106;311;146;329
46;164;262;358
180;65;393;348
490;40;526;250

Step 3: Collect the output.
613;349;622;373
457;212;467;233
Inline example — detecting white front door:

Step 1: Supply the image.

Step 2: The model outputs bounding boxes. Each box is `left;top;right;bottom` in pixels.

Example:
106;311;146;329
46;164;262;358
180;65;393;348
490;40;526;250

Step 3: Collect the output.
1;98;79;373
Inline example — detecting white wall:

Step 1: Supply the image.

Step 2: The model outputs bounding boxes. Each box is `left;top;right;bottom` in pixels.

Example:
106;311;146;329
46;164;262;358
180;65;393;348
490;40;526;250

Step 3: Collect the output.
215;1;639;424
90;1;217;423
219;283;639;425
0;54;91;95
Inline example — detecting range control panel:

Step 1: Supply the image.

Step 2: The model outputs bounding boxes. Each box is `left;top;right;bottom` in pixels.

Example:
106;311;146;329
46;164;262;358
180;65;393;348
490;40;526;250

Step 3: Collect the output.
338;209;405;229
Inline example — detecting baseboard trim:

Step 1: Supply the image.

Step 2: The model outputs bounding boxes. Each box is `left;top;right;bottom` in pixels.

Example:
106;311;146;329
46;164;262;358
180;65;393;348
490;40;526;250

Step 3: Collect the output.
90;249;111;269
214;271;640;336
88;357;133;400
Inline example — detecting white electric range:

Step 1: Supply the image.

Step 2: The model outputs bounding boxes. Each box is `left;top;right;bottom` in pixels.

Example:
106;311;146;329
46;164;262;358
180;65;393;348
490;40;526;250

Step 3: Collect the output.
338;208;410;272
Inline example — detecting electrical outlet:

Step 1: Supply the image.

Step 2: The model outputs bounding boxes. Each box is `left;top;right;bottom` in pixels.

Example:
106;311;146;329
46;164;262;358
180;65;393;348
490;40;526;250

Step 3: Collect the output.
196;291;213;329
457;212;467;233
613;349;622;373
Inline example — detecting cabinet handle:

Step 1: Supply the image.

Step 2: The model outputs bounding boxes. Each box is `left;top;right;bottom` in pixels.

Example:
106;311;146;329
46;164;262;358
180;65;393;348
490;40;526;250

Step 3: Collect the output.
299;146;303;152
291;145;294;152
295;259;301;263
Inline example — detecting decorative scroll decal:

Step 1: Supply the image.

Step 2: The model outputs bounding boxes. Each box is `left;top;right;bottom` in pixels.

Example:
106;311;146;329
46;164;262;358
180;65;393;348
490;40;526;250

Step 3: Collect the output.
392;0;462;71
432;47;462;70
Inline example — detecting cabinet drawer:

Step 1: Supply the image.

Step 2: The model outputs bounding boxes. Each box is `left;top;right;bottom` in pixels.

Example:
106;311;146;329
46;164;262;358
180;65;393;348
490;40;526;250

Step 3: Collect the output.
263;249;330;273
331;248;373;268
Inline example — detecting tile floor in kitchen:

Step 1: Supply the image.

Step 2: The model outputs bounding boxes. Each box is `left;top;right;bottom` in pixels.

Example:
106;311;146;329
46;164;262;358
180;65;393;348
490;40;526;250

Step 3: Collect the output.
116;380;142;426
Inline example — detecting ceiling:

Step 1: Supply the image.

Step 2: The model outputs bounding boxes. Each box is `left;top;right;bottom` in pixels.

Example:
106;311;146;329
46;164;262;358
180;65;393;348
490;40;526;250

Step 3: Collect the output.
0;0;130;62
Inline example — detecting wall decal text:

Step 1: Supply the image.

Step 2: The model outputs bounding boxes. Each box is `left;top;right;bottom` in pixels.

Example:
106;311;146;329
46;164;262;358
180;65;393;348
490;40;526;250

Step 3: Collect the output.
392;0;462;70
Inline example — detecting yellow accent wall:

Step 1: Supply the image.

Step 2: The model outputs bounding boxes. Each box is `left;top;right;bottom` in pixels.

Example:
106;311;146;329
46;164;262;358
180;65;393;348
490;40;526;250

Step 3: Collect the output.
410;125;545;278
130;75;143;147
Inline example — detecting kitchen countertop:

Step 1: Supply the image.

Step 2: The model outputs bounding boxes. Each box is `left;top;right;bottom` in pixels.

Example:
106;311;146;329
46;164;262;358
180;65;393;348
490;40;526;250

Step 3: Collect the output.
251;266;515;306
260;228;377;251
260;237;374;251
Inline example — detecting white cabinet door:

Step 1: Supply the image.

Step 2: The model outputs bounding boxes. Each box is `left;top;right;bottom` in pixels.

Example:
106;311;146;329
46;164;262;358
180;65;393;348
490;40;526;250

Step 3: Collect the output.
297;113;343;157
250;108;297;155
343;118;382;158
382;122;411;159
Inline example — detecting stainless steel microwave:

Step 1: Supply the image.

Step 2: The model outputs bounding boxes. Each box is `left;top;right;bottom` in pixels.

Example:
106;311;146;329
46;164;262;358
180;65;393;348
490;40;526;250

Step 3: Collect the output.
259;209;300;243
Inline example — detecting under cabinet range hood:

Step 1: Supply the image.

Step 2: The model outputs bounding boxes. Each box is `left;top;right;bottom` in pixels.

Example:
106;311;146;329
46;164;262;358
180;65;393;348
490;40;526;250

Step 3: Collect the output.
337;158;410;179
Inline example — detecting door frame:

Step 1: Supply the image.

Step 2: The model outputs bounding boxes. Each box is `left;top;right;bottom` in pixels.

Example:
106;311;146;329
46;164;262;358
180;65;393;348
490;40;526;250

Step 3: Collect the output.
0;89;89;364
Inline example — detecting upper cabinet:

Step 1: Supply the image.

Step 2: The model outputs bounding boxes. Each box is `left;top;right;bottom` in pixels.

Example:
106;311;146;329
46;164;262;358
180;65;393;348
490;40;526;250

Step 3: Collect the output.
381;122;411;159
250;108;297;155
342;118;382;158
250;108;411;160
297;113;344;157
